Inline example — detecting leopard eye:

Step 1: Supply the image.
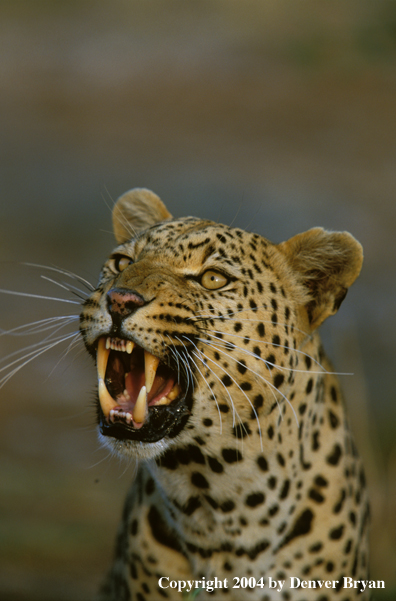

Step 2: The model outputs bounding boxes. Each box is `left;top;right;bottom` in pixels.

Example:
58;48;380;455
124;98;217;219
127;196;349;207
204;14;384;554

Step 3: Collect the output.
201;270;228;290
111;255;133;273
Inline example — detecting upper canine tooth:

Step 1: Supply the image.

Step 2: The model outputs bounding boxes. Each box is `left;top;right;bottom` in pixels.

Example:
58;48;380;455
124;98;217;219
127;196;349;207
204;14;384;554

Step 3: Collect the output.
97;338;110;381
144;350;160;393
98;378;117;418
97;338;117;418
126;340;134;354
133;385;147;423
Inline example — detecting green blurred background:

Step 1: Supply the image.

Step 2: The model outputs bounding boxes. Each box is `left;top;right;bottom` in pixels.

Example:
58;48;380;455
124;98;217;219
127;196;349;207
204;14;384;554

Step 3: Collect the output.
0;1;395;599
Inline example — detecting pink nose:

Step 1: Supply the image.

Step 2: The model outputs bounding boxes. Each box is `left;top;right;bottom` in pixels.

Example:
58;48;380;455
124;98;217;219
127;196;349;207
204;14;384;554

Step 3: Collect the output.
106;288;145;319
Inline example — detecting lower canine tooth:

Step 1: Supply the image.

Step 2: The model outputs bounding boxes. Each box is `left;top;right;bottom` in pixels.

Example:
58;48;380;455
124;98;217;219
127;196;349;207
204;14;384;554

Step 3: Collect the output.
133;385;147;423
167;383;181;401
156;396;171;406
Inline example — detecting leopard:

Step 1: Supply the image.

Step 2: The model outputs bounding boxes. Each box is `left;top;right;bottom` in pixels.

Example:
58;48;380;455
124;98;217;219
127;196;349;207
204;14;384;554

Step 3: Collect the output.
79;188;370;601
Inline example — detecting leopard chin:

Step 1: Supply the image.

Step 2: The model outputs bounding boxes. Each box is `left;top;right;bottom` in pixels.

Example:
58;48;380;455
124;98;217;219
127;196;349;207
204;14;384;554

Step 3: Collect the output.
95;336;192;444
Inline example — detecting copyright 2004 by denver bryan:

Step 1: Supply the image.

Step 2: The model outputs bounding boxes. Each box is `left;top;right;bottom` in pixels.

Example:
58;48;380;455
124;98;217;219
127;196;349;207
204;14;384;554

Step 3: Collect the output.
158;575;386;596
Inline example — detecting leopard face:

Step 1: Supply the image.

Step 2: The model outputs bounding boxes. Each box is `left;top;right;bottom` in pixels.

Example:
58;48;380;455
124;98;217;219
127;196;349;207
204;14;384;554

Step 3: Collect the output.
82;215;299;456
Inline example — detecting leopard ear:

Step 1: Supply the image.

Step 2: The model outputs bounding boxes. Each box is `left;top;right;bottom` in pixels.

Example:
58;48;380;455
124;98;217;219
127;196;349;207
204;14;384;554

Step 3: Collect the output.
112;188;173;244
277;227;363;330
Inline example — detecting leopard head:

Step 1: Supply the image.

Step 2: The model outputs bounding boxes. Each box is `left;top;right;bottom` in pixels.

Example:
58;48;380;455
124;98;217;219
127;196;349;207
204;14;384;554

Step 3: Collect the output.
80;188;363;460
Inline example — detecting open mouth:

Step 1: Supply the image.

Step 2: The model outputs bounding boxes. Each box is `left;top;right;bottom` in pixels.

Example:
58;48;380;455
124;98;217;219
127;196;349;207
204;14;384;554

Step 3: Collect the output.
96;337;190;442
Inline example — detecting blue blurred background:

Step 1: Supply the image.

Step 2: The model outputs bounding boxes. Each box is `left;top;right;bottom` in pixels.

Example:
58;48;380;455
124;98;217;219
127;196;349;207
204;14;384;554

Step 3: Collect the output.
0;1;395;599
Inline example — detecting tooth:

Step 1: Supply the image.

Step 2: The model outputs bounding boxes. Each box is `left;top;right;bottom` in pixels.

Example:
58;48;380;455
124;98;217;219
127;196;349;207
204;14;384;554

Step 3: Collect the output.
105;337;110;350
126;341;134;354
98;378;117;418
126;412;132;424
97;336;117;418
156;396;171;406
97;338;110;381
144;351;160;393
167;383;181;401
133;385;147;423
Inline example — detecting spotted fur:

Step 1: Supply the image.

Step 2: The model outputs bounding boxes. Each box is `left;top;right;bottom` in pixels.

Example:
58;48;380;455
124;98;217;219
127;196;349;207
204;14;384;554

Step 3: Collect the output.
80;188;369;600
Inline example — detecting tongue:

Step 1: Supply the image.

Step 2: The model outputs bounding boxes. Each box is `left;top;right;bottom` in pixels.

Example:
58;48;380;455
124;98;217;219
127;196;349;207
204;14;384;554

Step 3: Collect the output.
124;371;176;407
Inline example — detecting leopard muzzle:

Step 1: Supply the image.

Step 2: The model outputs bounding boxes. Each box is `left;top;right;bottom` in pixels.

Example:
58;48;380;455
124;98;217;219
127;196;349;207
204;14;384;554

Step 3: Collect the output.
95;336;191;443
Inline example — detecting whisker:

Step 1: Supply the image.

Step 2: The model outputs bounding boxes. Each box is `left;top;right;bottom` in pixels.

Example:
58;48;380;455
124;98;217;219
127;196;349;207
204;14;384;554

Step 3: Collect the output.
242;203;263;233
191;345;260;451
0;288;81;305
206;332;316;374
178;343;196;397
22;262;95;291
184;336;246;434
40;276;89;301
46;333;83;380
0;332;79;389
204;332;353;377
191;350;239;431
0;321;80;366
162;334;194;396
118;454;139;481
0;315;79;337
187;308;313;339
86;448;118;471
176;348;193;396
169;341;189;391
188;351;223;436
199;337;300;428
166;343;182;386
0;330;80;370
103;189;138;241
228;201;243;228
53;404;95;423
200;342;289;426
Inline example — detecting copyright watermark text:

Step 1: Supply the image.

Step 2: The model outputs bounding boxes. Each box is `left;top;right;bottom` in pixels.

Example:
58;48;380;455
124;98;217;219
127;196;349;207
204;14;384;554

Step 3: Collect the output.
158;576;385;595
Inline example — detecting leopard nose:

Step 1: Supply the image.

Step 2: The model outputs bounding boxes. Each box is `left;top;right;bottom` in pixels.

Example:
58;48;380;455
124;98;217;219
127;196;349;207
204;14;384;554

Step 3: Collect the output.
106;288;146;320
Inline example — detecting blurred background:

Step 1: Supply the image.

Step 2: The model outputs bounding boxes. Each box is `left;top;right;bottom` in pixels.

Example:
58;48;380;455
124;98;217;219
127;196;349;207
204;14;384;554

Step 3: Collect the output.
0;1;395;599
